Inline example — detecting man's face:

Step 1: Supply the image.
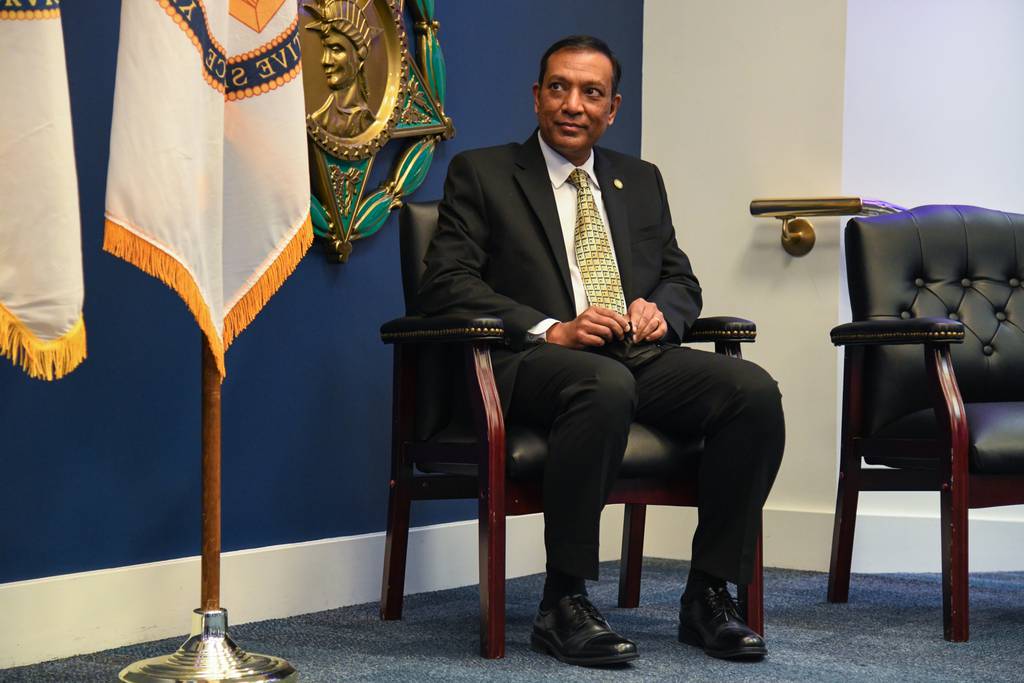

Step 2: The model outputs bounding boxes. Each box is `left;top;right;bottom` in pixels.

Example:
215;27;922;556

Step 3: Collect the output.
533;48;621;166
322;31;358;90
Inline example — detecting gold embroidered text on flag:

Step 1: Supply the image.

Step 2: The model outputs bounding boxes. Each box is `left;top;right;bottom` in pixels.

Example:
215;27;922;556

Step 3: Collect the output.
104;0;312;376
0;3;87;381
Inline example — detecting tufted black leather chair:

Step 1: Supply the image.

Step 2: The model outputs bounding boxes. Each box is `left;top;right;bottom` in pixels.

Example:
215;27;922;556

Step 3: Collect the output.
379;201;766;658
829;204;1024;642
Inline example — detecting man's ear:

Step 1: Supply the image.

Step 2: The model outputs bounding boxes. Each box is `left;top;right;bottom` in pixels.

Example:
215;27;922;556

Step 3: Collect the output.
532;83;541;114
607;93;622;126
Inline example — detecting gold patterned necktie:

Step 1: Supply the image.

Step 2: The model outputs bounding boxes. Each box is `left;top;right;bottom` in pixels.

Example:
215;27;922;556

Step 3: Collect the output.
567;168;627;315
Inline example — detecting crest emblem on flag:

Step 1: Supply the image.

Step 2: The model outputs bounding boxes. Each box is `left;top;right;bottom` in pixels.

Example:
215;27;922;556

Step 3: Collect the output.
229;0;287;32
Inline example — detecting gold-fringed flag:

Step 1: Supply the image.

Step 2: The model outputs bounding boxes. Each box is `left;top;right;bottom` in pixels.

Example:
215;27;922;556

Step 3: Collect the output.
104;0;312;376
0;2;86;381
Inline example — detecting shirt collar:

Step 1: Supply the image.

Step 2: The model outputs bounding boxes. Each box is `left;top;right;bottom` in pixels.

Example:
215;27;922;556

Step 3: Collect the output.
537;131;599;191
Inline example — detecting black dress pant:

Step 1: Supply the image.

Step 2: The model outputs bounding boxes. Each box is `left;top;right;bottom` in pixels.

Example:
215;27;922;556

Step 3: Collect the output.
507;342;785;584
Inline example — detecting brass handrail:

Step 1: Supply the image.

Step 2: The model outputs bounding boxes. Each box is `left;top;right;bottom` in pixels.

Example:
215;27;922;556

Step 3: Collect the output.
750;197;906;256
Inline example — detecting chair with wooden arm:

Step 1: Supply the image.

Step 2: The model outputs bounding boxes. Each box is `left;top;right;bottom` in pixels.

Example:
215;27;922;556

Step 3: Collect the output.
829;204;1024;641
379;200;765;658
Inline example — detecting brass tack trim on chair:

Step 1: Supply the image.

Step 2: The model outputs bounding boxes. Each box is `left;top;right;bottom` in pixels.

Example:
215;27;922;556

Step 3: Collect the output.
381;326;505;342
690;330;757;339
831;330;964;343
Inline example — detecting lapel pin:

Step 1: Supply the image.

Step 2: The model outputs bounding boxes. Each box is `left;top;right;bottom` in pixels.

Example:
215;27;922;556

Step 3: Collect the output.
613;178;624;189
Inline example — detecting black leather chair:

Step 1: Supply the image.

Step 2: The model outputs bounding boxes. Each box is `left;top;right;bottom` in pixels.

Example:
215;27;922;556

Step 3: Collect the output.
380;201;765;658
829;204;1024;641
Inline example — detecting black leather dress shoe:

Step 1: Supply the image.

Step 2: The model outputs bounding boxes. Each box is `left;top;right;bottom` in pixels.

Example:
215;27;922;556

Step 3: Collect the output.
679;586;767;660
530;594;638;667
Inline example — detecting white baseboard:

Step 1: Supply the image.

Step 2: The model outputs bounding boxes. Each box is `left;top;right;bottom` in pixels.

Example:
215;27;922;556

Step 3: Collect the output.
3;505;1022;669
642;505;1024;573
0;510;624;670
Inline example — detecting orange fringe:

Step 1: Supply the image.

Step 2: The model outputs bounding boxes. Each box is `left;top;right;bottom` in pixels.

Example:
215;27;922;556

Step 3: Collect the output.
0;303;86;381
224;214;313;347
103;219;227;377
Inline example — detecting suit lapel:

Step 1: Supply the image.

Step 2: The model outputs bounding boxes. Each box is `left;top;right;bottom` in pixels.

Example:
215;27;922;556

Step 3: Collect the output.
594;148;633;300
514;134;574;304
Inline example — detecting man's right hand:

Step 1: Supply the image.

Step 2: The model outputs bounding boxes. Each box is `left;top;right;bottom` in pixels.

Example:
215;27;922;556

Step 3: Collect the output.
546;306;630;349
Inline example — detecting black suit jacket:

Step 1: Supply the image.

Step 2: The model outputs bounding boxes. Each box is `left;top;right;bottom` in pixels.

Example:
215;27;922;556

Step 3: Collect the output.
418;133;702;405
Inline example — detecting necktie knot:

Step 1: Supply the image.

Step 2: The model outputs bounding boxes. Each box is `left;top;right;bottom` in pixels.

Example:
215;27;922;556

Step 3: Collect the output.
567;168;590;190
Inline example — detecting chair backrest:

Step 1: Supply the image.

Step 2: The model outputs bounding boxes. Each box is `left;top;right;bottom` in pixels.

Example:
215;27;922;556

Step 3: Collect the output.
398;201;470;441
846;205;1024;434
398;201;440;315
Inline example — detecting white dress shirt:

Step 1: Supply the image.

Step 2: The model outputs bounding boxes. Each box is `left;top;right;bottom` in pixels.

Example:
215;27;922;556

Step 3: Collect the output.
528;133;622;338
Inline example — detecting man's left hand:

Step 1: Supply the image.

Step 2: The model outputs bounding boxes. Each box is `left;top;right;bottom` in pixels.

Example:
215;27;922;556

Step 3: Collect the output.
627;298;667;342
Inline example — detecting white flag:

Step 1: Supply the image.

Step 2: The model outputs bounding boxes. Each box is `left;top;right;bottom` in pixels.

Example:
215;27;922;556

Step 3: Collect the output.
104;0;312;376
0;2;86;381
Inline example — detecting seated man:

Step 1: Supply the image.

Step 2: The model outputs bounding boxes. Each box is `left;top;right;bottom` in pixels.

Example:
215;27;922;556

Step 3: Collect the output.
418;35;785;666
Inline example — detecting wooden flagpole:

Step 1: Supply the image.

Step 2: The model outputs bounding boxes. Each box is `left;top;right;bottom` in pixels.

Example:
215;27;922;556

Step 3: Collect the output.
201;336;221;611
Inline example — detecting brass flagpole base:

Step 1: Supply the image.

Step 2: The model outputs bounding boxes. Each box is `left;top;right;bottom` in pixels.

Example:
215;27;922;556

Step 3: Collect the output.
119;608;297;682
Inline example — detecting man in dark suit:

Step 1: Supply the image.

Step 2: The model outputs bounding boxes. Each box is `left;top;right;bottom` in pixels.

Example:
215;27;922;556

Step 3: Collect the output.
418;35;784;666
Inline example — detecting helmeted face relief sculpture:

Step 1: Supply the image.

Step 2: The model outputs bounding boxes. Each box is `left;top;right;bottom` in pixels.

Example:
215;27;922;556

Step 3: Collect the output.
306;0;375;138
322;31;359;90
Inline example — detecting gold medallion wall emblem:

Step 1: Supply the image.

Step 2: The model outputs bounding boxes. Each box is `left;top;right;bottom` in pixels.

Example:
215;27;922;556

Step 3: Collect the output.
301;0;453;261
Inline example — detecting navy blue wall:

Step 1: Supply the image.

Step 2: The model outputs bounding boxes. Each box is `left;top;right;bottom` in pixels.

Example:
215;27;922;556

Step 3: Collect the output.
0;1;644;582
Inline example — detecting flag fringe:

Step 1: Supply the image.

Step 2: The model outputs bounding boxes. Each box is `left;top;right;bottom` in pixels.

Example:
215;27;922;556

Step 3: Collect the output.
103;219;226;377
223;214;313;348
0;303;86;381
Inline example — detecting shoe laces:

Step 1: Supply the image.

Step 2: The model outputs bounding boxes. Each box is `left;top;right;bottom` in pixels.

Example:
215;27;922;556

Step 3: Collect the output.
567;595;605;627
706;586;742;622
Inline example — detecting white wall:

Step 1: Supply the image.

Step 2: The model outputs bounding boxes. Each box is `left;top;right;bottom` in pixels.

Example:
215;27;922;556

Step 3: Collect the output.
642;0;848;571
843;0;1024;212
642;0;1024;572
843;0;1024;525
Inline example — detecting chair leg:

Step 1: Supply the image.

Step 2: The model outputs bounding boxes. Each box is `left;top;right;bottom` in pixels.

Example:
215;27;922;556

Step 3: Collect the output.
618;504;646;608
380;474;412;620
940;486;969;641
382;345;415;621
830;349;865;603
737;520;765;636
827;456;861;603
479;491;506;658
465;344;508;658
926;343;970;642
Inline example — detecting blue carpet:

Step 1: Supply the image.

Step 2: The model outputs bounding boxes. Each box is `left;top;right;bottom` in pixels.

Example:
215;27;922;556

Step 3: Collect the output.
4;559;1023;682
